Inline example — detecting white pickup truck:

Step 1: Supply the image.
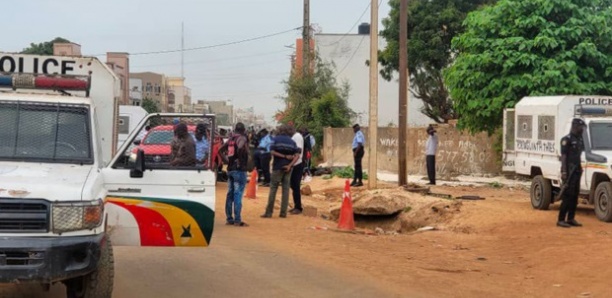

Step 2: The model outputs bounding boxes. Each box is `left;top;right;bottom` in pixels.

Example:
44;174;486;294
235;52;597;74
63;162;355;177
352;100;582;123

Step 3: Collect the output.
0;53;216;298
503;96;612;221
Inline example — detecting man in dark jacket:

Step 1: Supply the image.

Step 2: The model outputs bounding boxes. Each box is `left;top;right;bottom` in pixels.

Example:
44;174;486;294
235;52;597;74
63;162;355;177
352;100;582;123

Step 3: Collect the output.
219;122;250;227
261;125;300;218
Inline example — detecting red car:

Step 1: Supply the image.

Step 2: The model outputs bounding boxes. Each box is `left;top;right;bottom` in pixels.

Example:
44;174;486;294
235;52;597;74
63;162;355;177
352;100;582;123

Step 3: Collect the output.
132;125;196;164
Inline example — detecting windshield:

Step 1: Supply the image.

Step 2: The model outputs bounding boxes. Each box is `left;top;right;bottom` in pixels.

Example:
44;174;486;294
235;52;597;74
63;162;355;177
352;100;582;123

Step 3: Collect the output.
590;122;612;150
0;101;93;164
143;131;195;145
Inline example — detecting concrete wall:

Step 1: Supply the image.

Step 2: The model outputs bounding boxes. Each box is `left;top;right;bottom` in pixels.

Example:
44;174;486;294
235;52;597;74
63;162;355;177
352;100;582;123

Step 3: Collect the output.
323;125;500;177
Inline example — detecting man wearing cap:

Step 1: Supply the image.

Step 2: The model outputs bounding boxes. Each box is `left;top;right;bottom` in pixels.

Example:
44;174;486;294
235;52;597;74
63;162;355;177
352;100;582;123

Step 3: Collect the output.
425;125;439;185
557;118;586;228
194;123;210;165
351;124;365;187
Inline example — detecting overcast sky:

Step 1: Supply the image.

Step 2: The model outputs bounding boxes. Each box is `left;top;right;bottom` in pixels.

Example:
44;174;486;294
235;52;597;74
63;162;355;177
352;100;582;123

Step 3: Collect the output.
3;0;391;122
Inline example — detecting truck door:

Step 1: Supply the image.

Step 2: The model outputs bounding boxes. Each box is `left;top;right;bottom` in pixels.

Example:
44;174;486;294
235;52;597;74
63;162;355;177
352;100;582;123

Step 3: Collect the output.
103;114;216;247
502;109;516;172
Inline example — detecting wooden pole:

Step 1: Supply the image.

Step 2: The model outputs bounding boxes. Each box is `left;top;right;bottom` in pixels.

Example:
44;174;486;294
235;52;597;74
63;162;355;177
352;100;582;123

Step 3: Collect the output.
302;0;311;76
398;0;408;186
368;0;379;189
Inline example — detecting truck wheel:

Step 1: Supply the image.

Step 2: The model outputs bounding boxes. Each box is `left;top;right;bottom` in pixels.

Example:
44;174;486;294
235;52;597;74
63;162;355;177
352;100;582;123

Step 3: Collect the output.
594;182;612;222
531;175;552;210
65;236;114;298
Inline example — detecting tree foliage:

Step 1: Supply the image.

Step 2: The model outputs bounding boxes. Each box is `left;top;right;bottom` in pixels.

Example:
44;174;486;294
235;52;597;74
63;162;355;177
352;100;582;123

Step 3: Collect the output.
141;98;160;114
379;0;493;123
280;58;354;149
21;37;71;55
445;0;612;133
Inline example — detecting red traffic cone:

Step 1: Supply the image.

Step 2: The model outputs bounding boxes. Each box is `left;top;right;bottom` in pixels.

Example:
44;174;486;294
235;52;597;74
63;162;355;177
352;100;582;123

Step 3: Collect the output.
337;180;355;230
245;169;258;199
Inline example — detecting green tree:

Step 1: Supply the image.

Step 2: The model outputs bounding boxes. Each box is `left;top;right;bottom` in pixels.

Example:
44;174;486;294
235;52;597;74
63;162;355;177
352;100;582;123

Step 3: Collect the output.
21;37;71;55
445;0;612;134
280;58;354;149
378;0;494;123
141;98;160;114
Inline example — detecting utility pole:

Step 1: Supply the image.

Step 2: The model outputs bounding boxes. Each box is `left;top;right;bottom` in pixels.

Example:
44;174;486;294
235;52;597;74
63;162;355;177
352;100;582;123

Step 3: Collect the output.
302;0;310;77
368;0;379;189
398;0;408;186
181;22;185;79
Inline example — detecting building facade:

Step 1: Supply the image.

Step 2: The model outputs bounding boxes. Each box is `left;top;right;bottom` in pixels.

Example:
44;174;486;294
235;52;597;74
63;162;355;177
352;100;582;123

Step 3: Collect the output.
130;72;169;112
314;29;431;127
166;77;192;113
202;100;234;126
106;52;130;105
129;78;143;106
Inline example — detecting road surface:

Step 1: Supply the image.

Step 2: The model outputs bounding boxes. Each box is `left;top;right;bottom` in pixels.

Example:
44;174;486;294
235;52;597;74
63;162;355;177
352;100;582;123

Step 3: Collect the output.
0;183;399;298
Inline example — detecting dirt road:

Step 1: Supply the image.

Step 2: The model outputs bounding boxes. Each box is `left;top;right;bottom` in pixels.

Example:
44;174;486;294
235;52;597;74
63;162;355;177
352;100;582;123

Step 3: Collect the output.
0;182;402;298
3;177;612;297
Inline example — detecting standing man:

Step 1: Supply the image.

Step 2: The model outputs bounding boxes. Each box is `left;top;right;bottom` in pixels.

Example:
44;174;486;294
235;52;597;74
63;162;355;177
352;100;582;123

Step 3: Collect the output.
261;125;300;218
557;118;586;228
289;126;304;215
219;122;249;227
351;124;365;187
425;125;439;185
254;129;273;187
194;123;210;165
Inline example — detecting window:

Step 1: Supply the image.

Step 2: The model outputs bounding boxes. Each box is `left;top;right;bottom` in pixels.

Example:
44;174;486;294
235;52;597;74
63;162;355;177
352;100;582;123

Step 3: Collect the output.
113;115;216;171
0;102;92;164
589;122;612;150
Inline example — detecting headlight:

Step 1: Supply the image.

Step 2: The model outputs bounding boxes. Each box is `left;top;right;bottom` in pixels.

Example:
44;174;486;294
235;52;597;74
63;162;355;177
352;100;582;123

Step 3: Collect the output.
52;199;103;234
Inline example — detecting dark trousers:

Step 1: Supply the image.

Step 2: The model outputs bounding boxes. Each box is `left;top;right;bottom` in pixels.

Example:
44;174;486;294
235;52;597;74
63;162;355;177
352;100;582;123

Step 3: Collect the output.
254;150;271;183
426;155;436;185
291;163;304;210
353;148;364;182
559;171;582;221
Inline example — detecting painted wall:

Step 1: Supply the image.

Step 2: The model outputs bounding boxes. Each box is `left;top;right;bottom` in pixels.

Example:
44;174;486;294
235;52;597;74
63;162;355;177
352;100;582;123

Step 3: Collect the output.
323;125;499;178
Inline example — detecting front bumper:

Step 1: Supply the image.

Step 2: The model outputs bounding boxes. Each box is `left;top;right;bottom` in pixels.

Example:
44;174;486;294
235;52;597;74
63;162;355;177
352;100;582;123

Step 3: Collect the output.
0;233;105;283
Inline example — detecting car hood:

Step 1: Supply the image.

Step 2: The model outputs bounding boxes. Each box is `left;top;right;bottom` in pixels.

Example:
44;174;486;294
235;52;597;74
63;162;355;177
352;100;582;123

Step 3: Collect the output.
139;144;171;155
0;163;92;201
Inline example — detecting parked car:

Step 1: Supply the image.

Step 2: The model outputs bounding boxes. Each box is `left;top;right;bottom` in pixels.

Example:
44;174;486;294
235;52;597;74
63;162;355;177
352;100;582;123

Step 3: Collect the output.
131;125;196;165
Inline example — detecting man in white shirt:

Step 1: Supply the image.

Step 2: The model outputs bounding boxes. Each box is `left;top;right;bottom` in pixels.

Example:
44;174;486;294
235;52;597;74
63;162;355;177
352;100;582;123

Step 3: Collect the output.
290;126;304;215
425;125;439;185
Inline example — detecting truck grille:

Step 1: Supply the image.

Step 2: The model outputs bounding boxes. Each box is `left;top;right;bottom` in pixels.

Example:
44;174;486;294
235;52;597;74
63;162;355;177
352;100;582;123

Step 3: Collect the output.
0;199;50;233
0;251;45;266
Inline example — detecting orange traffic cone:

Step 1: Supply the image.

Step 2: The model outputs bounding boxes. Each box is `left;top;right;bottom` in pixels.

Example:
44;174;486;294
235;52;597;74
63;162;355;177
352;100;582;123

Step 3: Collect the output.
245;169;258;199
337;180;355;230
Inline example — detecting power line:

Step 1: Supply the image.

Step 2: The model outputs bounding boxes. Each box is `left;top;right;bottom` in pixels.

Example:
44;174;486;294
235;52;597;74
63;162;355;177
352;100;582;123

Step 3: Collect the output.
335;34;367;77
130;49;292;69
93;27;302;57
318;1;371;47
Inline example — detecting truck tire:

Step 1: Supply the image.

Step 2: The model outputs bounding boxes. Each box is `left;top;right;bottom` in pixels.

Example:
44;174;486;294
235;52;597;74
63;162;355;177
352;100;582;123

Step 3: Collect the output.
531;175;552;210
594;182;612;222
65;236;114;298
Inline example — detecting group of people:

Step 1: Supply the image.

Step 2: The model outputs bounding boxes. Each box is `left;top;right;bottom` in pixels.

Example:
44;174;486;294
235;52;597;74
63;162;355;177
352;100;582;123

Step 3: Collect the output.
218;122;316;227
162;122;211;167
350;123;439;187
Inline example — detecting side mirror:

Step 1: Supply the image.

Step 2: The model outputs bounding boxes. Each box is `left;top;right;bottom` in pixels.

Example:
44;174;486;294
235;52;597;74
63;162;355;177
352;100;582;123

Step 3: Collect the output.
133;139;142;146
130;149;146;178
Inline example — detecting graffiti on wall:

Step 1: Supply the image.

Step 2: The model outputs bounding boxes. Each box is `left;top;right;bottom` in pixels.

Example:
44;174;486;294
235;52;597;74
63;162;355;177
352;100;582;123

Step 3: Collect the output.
411;138;493;176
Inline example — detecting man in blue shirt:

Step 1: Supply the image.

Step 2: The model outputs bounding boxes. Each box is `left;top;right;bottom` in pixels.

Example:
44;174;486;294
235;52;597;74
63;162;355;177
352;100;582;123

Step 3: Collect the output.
194;123;210;165
352;124;365;187
261;125;300;218
254;129;273;186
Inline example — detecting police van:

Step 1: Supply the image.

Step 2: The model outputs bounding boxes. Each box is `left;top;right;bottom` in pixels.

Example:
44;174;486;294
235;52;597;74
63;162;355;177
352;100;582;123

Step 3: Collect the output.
503;96;612;221
0;53;216;297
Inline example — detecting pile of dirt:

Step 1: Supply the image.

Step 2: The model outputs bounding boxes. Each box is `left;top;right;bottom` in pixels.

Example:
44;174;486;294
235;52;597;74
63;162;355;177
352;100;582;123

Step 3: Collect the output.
320;187;462;233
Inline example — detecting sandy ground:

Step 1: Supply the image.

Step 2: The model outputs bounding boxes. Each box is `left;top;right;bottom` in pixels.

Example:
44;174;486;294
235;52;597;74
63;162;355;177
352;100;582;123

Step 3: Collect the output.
2;176;611;297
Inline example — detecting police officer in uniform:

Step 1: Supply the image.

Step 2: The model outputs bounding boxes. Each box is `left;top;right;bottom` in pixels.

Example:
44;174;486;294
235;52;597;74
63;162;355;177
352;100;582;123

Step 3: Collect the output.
557;118;585;228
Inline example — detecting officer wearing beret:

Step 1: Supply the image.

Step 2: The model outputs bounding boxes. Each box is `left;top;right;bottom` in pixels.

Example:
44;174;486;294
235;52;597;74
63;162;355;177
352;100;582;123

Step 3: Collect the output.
557;118;586;228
